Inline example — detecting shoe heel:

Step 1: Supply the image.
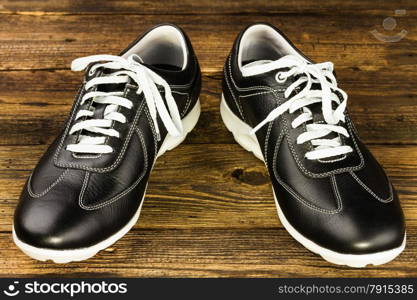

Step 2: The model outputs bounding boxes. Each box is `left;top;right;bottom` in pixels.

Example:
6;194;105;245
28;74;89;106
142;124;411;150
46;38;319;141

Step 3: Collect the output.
220;94;264;161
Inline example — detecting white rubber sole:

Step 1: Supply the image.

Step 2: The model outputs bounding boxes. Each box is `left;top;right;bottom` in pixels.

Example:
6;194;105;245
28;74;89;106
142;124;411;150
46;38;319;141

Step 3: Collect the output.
220;94;406;267
13;99;201;263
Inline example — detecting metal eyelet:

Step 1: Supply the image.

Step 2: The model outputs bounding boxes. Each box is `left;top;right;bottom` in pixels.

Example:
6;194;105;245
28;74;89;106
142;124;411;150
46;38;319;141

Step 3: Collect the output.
275;72;287;83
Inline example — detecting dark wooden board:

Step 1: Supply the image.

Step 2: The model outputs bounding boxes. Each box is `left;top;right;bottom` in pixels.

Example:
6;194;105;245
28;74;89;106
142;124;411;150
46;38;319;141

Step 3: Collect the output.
0;14;415;71
0;0;416;278
1;144;416;232
0;228;416;277
0;0;416;16
0;72;416;145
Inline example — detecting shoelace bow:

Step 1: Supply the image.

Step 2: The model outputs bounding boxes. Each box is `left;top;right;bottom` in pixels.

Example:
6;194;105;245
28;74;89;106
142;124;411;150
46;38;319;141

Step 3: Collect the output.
242;55;353;160
66;54;183;154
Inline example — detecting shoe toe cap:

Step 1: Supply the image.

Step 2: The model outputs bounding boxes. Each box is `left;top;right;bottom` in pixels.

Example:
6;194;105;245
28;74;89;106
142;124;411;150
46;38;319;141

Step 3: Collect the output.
14;194;88;249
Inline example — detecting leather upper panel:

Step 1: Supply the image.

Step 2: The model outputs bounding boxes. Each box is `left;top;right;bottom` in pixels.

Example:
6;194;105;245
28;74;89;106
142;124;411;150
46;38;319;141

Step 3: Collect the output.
53;83;146;172
221;23;405;254
14;24;202;250
225;53;365;176
274;135;340;211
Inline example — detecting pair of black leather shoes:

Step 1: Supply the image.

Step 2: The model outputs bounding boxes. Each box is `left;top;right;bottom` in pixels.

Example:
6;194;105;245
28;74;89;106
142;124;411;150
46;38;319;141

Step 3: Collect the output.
14;23;406;267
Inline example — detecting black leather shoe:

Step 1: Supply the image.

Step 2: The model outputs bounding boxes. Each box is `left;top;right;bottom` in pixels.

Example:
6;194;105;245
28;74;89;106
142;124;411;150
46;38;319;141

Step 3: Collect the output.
13;24;201;263
221;23;406;267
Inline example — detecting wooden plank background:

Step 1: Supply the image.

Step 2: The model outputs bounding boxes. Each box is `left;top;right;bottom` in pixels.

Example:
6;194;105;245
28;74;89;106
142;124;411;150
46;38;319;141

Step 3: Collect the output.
0;0;416;277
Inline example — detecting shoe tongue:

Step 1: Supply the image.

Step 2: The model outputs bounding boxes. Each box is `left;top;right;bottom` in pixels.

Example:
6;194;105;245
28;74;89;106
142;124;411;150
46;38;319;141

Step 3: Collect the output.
241;55;304;75
242;59;274;69
79;68;127;142
305;85;349;162
245;59;349;161
241;59;294;75
307;82;327;124
242;60;333;125
87;56;177;122
280;73;349;160
306;82;345;124
129;52;183;73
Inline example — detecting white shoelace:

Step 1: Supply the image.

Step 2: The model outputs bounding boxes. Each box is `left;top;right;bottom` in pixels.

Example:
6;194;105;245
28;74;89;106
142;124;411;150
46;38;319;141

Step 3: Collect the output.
242;55;353;160
66;54;183;154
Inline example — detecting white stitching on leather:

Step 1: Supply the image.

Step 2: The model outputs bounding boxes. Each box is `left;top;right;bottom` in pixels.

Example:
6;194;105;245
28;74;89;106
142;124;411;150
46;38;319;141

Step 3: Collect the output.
176;92;191;117
54;99;146;173
71;71;114;159
330;175;343;212
282;114;365;178
225;55;365;178
53;85;85;163
263;121;273;166
181;94;191;117
269;89;364;177
272;133;341;214
318;154;347;163
224;57;245;120
71;83;133;160
143;107;158;161
154;89;190;118
350;171;393;203
71;76;101;159
78;171;90;207
228;57;279;92
27;169;70;198
239;90;276;98
224;56;284;121
318;130;348;163
78;128;149;210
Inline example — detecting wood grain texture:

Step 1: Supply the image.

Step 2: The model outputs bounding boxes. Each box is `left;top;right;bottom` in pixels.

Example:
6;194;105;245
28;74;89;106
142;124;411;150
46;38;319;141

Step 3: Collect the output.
0;0;416;16
1;228;417;278
1;144;417;232
0;14;415;72
0;72;416;145
0;0;416;278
